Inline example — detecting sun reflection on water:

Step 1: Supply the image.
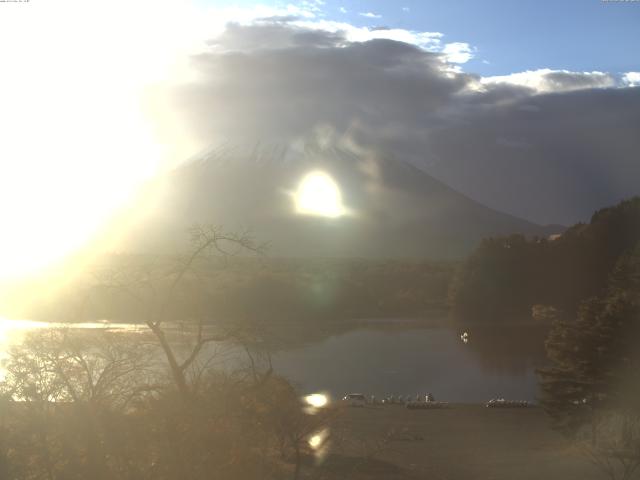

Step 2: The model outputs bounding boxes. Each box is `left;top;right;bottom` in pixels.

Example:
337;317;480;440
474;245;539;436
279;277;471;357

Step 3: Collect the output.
304;393;329;408
308;428;330;465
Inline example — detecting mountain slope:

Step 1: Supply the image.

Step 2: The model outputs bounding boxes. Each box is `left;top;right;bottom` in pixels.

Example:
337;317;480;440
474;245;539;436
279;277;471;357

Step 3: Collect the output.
118;142;562;259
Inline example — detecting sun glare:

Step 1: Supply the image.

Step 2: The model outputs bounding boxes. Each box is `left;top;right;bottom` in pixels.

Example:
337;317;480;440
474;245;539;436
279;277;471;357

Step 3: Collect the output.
0;0;202;279
305;393;329;408
294;171;347;218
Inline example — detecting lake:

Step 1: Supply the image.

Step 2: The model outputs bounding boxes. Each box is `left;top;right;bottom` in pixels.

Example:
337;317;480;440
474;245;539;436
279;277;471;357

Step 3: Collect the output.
0;318;548;403
270;322;547;402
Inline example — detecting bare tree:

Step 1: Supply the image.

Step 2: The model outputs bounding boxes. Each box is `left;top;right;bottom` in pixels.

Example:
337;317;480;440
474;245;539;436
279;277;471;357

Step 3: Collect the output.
0;226;329;480
92;224;265;400
1;328;159;480
577;410;640;480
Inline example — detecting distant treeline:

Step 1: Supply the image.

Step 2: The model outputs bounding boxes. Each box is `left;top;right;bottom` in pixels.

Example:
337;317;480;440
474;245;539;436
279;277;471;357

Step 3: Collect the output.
449;197;640;321
209;258;452;320
13;197;640;326
20;258;453;323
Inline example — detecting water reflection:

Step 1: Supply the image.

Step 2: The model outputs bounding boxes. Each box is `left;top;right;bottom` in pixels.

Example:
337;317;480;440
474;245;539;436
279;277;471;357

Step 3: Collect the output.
460;325;548;376
305;393;329;408
309;434;323;448
0;318;548;402
269;325;548;402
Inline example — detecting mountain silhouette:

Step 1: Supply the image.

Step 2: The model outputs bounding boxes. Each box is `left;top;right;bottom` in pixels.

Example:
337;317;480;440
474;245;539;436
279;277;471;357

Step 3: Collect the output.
117;141;563;259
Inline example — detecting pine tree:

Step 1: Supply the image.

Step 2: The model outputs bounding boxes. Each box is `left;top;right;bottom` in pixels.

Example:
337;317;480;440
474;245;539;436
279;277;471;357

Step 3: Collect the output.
538;243;640;435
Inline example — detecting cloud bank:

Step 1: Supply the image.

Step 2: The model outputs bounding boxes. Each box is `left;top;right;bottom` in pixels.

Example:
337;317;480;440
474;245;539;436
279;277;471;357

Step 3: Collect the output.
161;20;640;225
480;69;618;93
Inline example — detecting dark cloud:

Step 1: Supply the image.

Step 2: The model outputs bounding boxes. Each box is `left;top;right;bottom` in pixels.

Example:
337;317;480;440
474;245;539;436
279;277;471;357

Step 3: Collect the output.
425;88;640;224
207;22;346;51
166;23;640;225
177;27;467;142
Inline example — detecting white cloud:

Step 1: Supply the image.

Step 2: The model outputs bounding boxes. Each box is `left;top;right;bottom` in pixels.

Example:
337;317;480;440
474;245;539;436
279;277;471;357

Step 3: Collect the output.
191;6;476;66
442;42;474;64
402;7;410;12
298;0;325;14
201;3;319;32
292;19;443;50
623;71;640;87
480;69;617;93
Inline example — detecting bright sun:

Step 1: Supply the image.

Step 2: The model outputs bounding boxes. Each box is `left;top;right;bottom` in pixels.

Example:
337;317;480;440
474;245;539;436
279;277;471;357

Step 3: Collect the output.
0;0;202;279
294;171;347;218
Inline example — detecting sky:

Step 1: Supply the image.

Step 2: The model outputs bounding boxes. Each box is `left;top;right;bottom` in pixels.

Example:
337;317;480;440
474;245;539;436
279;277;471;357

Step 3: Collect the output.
0;0;638;277
199;0;640;76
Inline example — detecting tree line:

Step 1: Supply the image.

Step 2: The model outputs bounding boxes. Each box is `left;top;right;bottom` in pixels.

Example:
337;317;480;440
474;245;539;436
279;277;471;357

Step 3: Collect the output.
449;197;640;322
13;256;453;325
451;197;640;480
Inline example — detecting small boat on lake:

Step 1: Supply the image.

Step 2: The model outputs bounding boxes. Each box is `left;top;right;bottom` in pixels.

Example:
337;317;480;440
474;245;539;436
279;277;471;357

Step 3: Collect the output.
485;398;529;408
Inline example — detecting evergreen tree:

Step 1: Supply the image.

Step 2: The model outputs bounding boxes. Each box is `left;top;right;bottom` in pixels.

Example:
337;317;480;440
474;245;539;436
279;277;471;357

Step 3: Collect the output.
449;197;640;321
538;243;640;435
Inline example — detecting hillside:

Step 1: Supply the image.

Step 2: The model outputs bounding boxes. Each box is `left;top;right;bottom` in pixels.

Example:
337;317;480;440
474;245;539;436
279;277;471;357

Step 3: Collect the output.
449;196;640;320
117;142;561;260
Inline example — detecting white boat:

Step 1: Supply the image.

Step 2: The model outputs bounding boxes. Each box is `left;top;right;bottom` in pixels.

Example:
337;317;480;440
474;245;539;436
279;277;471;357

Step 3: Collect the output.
342;393;366;407
485;398;529;408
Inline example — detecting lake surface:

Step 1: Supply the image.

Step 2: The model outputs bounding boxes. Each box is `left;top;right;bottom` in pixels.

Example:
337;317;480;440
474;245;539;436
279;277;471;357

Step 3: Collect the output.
0;318;548;403
270;324;547;402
